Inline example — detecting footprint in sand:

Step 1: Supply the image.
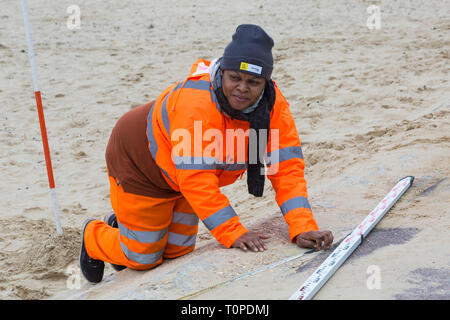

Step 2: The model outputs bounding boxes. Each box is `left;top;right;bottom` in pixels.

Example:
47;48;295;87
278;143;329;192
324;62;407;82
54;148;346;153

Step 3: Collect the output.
73;151;87;160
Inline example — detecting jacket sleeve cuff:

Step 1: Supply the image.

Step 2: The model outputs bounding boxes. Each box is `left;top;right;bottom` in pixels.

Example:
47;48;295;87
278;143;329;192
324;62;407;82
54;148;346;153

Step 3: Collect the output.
289;223;319;243
223;225;248;248
216;224;248;248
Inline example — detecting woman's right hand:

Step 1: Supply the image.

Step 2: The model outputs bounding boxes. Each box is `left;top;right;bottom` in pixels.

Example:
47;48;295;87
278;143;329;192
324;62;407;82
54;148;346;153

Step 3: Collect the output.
231;232;270;252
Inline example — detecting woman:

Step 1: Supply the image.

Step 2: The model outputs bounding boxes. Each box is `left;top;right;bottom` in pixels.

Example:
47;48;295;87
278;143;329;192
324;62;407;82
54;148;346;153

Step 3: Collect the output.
80;24;333;283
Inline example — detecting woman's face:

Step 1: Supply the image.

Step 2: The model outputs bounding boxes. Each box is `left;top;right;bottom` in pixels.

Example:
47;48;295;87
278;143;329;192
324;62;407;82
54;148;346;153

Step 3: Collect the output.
221;70;266;111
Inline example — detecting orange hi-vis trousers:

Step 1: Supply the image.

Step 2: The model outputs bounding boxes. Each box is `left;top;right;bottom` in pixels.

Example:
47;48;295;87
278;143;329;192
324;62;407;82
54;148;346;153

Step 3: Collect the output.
84;176;199;270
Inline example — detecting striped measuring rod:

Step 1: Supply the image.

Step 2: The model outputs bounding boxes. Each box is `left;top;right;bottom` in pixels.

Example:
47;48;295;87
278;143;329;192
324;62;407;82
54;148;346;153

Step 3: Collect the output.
289;176;414;300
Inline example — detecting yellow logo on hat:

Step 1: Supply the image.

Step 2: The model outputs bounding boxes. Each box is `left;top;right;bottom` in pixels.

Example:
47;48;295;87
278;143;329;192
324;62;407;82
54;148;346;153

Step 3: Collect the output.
239;61;262;75
240;62;249;71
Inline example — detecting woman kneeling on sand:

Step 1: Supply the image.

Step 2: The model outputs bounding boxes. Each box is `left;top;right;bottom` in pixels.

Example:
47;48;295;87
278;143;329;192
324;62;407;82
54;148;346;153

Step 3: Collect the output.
80;24;333;283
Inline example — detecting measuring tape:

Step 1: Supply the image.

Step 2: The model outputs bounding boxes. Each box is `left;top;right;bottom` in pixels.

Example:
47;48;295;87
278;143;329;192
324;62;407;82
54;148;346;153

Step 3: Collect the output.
289;176;414;300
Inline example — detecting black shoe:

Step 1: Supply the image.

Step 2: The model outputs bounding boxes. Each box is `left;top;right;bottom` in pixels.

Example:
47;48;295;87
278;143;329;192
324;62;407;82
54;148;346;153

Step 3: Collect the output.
103;212;127;271
80;218;105;283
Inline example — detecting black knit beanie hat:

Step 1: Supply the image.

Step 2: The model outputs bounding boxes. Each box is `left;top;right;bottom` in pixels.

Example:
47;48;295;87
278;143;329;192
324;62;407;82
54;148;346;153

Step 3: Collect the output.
221;24;274;80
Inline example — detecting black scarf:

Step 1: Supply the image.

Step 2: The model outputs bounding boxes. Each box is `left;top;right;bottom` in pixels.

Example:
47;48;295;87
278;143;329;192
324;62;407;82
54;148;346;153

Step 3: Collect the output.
214;78;276;197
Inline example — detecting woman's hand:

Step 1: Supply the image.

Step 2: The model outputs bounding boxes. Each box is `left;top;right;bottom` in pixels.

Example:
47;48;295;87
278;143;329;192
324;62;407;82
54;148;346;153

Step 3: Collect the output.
295;230;334;250
231;232;270;252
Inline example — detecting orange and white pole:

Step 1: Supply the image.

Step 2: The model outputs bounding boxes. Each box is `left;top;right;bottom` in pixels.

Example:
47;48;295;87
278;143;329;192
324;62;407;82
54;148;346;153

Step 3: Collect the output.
21;0;62;235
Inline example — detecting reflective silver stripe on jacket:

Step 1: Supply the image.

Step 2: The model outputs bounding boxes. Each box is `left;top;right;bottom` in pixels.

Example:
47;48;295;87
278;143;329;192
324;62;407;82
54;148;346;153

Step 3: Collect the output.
146;102;158;159
146;102;177;186
280;196;311;216
202;205;237;231
266;146;304;166
174;156;247;171
160;81;184;135
182;79;223;114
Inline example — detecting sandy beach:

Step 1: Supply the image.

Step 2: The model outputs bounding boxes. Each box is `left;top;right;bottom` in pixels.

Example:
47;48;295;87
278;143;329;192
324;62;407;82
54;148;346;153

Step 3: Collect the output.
0;0;449;300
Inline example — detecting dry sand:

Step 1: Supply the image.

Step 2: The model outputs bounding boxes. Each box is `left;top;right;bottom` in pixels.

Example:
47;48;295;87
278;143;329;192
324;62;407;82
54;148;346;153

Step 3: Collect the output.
0;0;449;300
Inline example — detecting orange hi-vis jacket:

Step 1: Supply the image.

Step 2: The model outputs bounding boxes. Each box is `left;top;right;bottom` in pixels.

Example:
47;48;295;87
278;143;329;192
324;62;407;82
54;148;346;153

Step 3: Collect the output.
147;59;319;248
